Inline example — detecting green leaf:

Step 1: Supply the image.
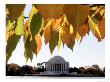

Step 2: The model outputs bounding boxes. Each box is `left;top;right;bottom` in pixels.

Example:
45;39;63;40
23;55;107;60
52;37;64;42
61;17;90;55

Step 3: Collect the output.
31;38;37;54
28;5;38;27
15;13;24;35
23;30;29;43
66;39;75;51
25;35;37;52
49;31;59;54
24;47;33;62
58;36;61;51
6;34;21;63
30;12;44;36
24;34;37;61
6;4;25;22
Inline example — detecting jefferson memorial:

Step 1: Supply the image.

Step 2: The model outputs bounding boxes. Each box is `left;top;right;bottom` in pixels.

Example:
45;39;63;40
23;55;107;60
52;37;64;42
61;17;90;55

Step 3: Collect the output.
42;56;69;75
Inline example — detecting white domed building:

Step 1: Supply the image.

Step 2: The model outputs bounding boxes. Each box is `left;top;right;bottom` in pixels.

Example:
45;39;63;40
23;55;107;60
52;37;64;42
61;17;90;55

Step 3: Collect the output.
43;56;69;75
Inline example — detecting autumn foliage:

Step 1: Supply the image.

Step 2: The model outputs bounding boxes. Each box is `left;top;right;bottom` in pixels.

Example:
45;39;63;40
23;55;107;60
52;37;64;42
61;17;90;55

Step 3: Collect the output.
6;4;105;63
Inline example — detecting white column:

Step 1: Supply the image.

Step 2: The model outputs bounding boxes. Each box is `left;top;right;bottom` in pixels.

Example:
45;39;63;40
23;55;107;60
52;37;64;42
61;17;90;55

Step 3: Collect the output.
65;63;66;70
53;63;55;71
61;64;63;71
55;63;56;71
48;63;50;71
51;63;52;71
54;63;56;71
59;64;60;71
64;63;65;71
61;63;63;71
49;63;50;71
47;63;48;71
62;64;63;71
60;64;61;71
56;63;57;71
65;63;66;71
62;63;63;71
52;63;53;71
46;63;48;71
52;63;54;70
52;63;54;71
60;63;61;71
58;63;60;71
50;63;51;71
53;63;54;71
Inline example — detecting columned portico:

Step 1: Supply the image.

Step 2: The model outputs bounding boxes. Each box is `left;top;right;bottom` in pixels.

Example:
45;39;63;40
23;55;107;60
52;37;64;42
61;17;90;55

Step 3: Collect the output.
45;56;69;74
48;63;68;71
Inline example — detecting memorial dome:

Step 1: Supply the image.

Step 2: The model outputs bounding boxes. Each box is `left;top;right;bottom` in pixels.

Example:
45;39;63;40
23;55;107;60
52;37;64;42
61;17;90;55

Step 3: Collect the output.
48;56;66;62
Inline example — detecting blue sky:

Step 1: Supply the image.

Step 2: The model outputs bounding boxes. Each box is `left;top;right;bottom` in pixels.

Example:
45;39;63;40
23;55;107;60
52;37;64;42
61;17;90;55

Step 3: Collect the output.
8;4;105;68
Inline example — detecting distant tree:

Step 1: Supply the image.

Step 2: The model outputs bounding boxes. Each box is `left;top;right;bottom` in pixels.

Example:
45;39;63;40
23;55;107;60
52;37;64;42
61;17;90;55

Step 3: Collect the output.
37;63;45;72
102;67;105;76
95;68;105;76
84;66;105;76
69;67;81;74
92;64;100;70
73;67;81;74
37;66;45;72
85;67;96;75
32;66;38;74
103;67;105;74
79;67;86;74
69;67;74;73
6;63;21;76
21;65;34;75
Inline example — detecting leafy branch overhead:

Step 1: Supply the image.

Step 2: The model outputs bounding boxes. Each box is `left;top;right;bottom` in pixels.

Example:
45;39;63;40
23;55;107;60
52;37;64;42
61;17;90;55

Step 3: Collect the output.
6;4;105;62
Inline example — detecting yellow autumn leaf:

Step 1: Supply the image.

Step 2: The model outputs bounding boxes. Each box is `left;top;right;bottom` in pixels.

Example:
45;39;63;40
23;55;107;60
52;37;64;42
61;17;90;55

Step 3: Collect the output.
28;5;38;29
75;32;81;42
99;7;105;18
6;20;14;32
6;32;10;41
60;22;74;48
69;24;74;34
91;6;98;10
88;15;102;41
6;8;9;16
15;12;24;35
52;17;63;31
44;19;53;44
91;7;101;18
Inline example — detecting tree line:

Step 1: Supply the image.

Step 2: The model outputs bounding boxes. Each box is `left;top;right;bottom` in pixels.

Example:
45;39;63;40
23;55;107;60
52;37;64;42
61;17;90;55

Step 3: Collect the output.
6;63;104;76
